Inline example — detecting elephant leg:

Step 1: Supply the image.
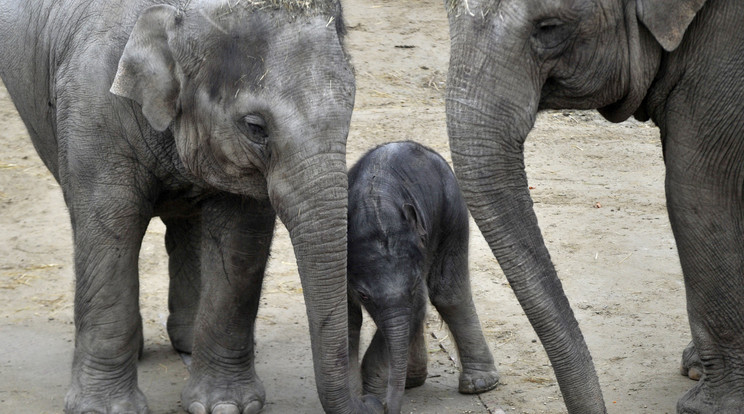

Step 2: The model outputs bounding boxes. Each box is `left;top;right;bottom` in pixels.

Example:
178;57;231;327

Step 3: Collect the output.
405;302;428;389
680;341;703;381
429;251;499;395
361;295;427;400
361;329;389;400
665;135;744;413
181;194;275;414
63;186;152;414
349;301;364;395
163;215;202;354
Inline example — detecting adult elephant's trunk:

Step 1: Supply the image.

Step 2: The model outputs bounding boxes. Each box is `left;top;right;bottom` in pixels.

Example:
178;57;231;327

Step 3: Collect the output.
446;14;606;414
267;147;356;413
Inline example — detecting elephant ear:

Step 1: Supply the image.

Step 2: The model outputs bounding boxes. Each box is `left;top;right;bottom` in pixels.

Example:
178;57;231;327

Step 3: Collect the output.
636;0;707;51
402;203;427;241
110;5;181;131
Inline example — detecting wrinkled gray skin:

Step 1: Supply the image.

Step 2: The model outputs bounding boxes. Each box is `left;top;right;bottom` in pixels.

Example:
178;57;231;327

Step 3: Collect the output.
346;141;499;414
0;1;383;413
445;0;744;412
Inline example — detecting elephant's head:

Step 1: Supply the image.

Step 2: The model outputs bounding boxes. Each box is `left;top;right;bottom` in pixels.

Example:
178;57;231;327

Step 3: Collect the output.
445;0;706;412
110;1;370;412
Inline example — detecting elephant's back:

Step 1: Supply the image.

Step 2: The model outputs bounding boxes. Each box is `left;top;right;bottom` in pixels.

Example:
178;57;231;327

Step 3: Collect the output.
349;141;455;189
0;0;172;180
348;141;468;239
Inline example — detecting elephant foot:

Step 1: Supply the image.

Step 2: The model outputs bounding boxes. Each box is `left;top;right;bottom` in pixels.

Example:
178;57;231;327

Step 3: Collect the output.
406;333;428;389
405;366;427;389
405;372;427;389
180;352;194;369
357;395;386;413
181;372;265;414
167;314;195;354
677;378;744;414
680;341;703;381
65;384;148;414
458;363;499;394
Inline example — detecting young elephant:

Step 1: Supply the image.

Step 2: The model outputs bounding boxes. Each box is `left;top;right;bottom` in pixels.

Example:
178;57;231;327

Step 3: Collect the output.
347;141;499;414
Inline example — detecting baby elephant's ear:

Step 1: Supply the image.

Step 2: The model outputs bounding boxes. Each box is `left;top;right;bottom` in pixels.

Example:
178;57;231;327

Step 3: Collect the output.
110;5;181;131
636;0;706;51
403;203;427;240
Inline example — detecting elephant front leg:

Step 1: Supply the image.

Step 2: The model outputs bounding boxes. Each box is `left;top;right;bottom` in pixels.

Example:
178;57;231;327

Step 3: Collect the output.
181;195;275;414
64;199;152;414
164;215;202;354
405;291;428;389
665;151;744;413
361;329;390;400
348;301;364;395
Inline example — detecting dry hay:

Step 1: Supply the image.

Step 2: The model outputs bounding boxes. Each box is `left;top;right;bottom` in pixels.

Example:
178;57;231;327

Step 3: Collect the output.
0;264;60;290
204;0;341;16
445;0;496;16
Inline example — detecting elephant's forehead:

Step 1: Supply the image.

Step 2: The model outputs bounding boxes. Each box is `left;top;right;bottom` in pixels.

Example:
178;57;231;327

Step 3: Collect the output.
446;0;580;15
184;11;343;100
187;0;339;17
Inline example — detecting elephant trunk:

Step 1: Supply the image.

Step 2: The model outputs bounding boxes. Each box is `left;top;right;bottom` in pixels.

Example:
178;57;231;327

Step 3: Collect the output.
268;149;355;413
446;17;606;414
378;311;410;414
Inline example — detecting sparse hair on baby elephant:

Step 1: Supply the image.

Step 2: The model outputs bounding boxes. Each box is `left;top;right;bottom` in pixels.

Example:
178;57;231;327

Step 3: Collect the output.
346;141;499;414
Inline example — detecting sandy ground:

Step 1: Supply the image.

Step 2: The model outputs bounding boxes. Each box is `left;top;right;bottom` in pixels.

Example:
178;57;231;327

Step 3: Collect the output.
0;0;695;413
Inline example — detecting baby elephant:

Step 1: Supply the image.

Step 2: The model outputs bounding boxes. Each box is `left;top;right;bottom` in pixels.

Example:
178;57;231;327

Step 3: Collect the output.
347;141;499;413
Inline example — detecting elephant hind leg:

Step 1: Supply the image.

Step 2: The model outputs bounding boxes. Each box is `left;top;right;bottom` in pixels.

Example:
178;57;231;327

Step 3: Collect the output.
163;214;202;354
428;251;499;395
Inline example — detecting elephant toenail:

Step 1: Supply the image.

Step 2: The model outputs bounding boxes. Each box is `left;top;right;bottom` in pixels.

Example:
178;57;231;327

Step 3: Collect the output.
179;352;193;369
212;403;240;414
243;401;263;414
188;402;207;414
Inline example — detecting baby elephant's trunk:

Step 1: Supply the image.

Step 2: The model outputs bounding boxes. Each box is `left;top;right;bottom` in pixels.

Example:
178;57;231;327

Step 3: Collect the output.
379;312;411;414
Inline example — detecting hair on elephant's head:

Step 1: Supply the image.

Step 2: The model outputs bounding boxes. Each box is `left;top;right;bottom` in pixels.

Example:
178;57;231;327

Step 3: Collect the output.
110;0;354;200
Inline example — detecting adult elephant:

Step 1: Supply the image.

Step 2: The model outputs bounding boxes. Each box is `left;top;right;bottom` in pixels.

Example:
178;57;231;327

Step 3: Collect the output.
0;1;380;413
445;0;743;413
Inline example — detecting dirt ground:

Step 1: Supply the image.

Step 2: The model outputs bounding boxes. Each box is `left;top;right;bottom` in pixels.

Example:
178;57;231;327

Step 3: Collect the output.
0;0;694;413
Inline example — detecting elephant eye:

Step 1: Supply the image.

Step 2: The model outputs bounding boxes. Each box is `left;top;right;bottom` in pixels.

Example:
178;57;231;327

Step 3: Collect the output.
536;18;563;33
238;113;269;144
357;291;370;303
532;18;572;52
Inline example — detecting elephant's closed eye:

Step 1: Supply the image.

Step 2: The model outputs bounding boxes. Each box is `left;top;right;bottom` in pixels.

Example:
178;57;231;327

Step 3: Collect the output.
238;113;269;144
532;18;573;51
357;291;371;303
536;19;563;32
